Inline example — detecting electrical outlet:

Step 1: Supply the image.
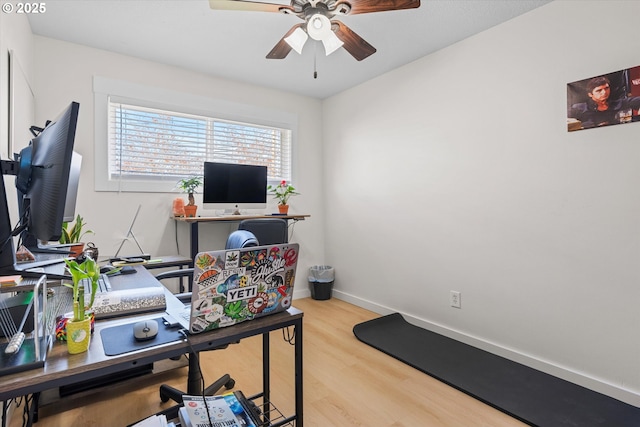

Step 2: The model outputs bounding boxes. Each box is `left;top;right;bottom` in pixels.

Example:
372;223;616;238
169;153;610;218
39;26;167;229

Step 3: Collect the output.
450;291;461;308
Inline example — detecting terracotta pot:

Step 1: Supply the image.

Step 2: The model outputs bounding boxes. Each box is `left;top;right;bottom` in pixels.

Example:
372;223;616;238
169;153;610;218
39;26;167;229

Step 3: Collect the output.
66;317;91;354
278;204;289;215
183;205;198;218
69;243;85;258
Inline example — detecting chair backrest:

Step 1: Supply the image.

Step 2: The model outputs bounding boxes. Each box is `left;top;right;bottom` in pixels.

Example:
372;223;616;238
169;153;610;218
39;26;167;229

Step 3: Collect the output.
225;229;259;249
238;218;288;245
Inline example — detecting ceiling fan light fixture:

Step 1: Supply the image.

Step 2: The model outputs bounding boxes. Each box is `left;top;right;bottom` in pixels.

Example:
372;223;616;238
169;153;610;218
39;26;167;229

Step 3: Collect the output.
306;13;331;41
284;27;308;55
321;31;344;56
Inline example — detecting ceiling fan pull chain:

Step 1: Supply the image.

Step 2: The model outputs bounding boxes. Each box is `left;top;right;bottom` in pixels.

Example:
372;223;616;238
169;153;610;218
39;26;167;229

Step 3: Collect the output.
314;43;318;79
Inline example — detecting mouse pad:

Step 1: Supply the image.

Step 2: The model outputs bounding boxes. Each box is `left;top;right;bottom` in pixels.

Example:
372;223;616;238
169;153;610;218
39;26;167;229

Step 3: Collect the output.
100;318;183;356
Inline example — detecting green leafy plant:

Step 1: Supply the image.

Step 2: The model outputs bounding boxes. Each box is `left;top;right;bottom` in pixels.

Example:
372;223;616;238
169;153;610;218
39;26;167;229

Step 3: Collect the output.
267;180;299;206
63;257;99;322
177;176;203;206
59;214;93;244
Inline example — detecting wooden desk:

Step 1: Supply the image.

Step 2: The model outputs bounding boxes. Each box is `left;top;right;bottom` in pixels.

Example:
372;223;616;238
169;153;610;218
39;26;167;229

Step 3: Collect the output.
174;214;310;260
0;268;304;427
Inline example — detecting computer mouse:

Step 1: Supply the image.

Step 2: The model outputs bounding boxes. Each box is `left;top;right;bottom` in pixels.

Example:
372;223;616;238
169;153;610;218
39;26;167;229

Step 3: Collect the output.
133;320;159;341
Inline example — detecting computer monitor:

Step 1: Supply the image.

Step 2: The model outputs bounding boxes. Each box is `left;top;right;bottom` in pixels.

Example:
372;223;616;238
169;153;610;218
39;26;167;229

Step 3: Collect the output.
0;101;80;276
203;162;267;214
19;151;82;253
63;151;82;223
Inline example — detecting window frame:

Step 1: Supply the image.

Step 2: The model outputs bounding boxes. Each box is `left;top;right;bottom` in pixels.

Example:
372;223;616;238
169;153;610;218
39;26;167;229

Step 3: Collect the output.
93;76;297;193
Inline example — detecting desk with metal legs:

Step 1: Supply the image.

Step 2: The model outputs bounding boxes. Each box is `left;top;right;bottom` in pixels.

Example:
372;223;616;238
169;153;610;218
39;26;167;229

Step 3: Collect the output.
0;267;303;427
174;214;310;261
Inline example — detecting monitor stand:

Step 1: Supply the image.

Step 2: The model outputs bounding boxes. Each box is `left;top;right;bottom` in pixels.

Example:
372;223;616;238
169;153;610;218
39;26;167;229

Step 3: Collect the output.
222;205;241;216
21;232;71;255
12;254;69;280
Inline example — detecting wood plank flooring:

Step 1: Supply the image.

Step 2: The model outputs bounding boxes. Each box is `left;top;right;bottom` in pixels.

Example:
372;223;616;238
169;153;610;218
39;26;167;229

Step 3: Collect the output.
8;298;527;426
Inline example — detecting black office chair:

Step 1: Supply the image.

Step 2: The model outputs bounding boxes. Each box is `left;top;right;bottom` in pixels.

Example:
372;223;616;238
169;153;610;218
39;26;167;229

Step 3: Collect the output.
155;229;258;404
238;218;288;245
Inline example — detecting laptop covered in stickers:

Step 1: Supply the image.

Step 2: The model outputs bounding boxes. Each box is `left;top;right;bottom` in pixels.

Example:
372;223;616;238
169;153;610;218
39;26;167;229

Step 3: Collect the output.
164;243;299;334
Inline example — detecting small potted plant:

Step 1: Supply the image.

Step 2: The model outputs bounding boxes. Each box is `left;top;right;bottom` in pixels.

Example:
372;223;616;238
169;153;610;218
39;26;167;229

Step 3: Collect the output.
177;176;203;217
62;256;99;354
267;180;299;215
59;214;93;257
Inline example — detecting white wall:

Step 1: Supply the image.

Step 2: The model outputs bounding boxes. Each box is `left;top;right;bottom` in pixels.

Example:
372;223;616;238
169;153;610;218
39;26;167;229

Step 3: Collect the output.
1;11;35;229
323;0;640;405
30;37;325;298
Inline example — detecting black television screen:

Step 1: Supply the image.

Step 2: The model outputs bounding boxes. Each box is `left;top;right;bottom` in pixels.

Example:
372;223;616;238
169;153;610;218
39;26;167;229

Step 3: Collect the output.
203;162;267;214
0;101;79;276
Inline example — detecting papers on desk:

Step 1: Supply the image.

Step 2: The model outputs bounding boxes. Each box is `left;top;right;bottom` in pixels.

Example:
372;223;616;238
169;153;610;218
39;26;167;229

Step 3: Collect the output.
131;414;175;427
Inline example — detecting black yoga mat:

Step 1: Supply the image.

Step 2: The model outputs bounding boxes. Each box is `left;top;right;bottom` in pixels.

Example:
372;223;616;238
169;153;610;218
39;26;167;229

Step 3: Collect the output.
353;313;640;427
101;318;183;356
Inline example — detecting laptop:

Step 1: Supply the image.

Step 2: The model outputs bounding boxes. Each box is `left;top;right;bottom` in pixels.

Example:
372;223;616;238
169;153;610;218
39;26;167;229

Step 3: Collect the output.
165;243;299;334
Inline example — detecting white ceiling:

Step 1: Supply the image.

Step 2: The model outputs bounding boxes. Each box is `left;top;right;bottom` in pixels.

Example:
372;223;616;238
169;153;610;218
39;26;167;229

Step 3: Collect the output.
27;0;551;99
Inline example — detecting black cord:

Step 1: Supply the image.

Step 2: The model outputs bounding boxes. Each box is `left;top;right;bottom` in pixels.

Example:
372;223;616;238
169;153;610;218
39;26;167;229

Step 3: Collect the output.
174;220;180;254
178;329;214;425
21;395;32;427
282;326;295;345
0;209;27;255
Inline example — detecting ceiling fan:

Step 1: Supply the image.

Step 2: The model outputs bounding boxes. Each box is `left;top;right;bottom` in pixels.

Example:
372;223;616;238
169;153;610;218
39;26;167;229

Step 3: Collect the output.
208;0;421;61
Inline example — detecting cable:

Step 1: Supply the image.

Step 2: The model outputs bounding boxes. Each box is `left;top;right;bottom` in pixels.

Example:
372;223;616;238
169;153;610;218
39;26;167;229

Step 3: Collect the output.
288;219;298;242
178;329;214;425
21;394;32;427
0;208;28;255
174;219;180;254
282;326;295;345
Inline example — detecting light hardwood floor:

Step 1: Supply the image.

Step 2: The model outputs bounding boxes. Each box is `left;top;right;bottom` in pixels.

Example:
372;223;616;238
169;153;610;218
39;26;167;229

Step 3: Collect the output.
9;298;527;426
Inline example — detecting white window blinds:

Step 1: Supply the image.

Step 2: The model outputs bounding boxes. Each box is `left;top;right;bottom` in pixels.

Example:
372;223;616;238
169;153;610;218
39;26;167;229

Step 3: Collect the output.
108;101;292;184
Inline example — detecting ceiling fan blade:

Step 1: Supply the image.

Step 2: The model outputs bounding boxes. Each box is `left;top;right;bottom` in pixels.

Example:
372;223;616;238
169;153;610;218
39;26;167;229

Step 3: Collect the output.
333;21;376;61
208;0;294;13
266;24;304;59
337;0;420;15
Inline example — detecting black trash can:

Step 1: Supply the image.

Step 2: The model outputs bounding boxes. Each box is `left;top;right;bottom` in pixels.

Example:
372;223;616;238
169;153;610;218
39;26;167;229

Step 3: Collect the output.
309;265;334;300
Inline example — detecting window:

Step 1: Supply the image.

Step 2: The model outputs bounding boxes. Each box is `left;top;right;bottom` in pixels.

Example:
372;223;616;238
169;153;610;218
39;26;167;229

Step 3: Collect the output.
109;102;291;184
93;77;297;192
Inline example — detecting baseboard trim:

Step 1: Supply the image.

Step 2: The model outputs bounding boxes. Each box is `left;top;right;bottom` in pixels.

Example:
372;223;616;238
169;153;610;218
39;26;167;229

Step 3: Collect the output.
293;288;311;300
333;289;640;408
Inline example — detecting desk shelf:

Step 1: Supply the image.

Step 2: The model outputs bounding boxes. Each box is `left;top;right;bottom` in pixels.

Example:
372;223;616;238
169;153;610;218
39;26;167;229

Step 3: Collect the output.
249;396;296;427
161;396;296;427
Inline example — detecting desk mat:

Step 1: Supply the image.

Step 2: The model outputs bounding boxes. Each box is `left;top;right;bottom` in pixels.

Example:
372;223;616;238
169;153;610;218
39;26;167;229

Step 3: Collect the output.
353;313;640;427
100;318;183;356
